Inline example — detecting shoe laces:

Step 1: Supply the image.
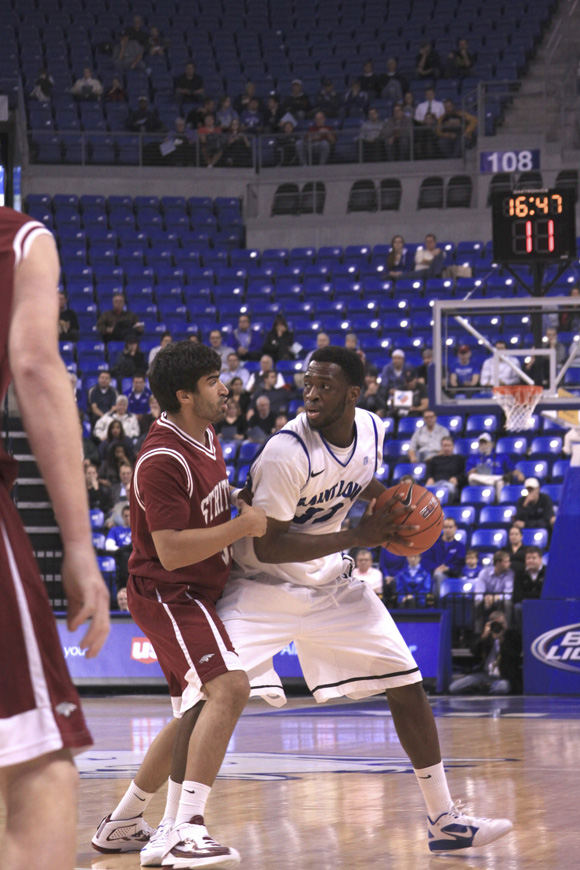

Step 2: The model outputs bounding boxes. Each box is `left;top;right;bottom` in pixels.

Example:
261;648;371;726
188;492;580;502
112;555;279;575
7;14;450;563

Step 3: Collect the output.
149;819;173;845
447;799;488;825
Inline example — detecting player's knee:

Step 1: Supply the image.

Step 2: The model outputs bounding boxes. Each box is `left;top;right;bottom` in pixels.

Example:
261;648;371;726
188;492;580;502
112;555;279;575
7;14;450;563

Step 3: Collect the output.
206;668;250;710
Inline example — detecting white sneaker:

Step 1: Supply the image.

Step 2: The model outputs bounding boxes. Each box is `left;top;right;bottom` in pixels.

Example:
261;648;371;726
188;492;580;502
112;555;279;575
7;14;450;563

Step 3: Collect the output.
428;800;513;852
141;818;174;866
92;813;156;853
161;815;240;869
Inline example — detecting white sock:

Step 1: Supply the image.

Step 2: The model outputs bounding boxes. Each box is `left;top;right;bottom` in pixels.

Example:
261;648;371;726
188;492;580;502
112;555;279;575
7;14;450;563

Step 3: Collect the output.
175;781;211;826
110;779;154;820
161;777;182;823
414;762;453;819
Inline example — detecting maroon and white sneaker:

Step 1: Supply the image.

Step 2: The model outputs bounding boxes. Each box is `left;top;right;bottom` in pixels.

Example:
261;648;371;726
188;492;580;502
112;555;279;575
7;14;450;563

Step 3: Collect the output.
161;815;240;868
92;813;155;853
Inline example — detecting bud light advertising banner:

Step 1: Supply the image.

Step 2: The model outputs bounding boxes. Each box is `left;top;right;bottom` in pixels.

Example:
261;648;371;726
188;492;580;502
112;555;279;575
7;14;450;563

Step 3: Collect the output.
523;601;580;694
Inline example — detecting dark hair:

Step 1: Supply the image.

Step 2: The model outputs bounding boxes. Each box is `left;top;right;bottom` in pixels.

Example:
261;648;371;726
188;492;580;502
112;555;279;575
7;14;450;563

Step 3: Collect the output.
493;549;510;563
106;420;126;441
466;549;478;558
525;545;543;557
310;346;365;388
148;340;222;413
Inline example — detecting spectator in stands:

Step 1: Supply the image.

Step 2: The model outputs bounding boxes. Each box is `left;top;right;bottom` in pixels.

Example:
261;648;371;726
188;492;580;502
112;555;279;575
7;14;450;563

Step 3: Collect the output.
113;30;145;72
86;462;112;513
401;90;416;120
208;329;235;366
261;313;295;361
416;111;439;159
396;555;433;608
436;99;478;158
147;25;168;58
147;331;172;366
109;462;133;507
126;96;163;133
262;93;282;132
466;433;524;499
175;61;205;106
94;394;140;442
97;419;135;462
545;326;567;367
57;290;79;342
422;516;466;596
513;546;545;628
105;503;132;603
425;435;466;502
461;549;481;582
415;40;442;80
514;478;555;531
89;371;118;422
213;397;246;440
357;370;389;417
352;548;384;596
234;81;260;115
473;549;514;627
414;233;446;276
111;334;146;379
227;376;251;415
387;234;413;278
296;111;336;165
408;410;450;463
125;14;148;49
380;349;414;395
381;103;412;161
357;59;383;98
240;97;263;134
216;95;239;132
246;354;285;393
245;395;276;442
480;340;522;387
233;313;262;360
449;611;521;695
378;549;403;608
160;117;197;166
342;79;369;118
358;107;384;162
221;118;253;166
198;114;225;167
415;87;445;123
187;97;216;130
138;394;161;444
507;524;527;574
392;369;428;417
314;78;341;119
449;344;479;392
72;67;103;100
125;374;151;417
221;351;250;389
105;76;127;103
445;38;475;79
249;370;289;417
381;58;408;103
282;79;312;121
98;442;133;487
274;413;289;432
81;414;99;464
304;331;331;367
30;68;54;102
276;120;299;166
416;347;434;384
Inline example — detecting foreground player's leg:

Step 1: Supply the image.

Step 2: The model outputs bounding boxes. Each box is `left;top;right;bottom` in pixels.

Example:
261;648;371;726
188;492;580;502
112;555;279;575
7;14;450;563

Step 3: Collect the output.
161;670;250;869
0;749;78;870
386;682;513;852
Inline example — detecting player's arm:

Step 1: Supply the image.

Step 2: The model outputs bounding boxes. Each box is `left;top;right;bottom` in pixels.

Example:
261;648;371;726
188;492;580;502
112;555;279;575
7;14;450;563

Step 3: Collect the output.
152;501;266;571
9;233;110;656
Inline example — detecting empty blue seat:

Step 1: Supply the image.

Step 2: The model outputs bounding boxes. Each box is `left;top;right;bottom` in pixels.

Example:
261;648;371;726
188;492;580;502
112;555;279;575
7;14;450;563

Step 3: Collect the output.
470;528;508;550
521;528;549;549
460;485;496;506
443;505;478;527
499;484;528;504
479;505;518;528
391;462;426;483
464;414;499;434
514;459;550;481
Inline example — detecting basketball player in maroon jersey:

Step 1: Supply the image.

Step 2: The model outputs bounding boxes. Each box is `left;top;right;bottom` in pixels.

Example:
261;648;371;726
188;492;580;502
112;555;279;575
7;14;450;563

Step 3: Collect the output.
92;340;266;868
0;207;110;870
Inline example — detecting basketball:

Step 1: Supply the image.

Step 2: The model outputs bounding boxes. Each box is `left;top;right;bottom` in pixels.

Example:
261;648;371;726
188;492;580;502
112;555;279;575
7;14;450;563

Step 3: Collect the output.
375;481;444;556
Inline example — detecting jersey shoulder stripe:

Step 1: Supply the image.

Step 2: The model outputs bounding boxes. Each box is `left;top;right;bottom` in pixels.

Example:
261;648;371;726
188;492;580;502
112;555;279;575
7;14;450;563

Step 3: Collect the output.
133;447;194;509
12;221;54;268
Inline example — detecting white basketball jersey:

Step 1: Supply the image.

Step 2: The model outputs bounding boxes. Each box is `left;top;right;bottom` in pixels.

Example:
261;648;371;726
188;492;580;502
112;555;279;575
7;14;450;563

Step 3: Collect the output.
232;408;384;586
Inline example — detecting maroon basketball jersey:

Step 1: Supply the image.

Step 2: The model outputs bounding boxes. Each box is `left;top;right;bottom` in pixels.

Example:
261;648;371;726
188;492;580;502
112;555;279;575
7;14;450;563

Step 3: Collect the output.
129;413;232;601
0;208;53;489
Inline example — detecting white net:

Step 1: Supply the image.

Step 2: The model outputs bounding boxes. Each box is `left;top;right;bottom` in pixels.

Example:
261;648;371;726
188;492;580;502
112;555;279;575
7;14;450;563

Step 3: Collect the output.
493;385;543;431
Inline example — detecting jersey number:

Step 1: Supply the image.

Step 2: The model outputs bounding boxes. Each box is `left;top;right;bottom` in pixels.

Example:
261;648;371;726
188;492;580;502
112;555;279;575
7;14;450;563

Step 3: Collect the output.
293;502;345;525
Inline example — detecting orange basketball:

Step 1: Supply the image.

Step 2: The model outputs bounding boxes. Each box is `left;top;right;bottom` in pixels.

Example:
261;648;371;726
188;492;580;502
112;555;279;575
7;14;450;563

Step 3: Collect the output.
375;481;444;556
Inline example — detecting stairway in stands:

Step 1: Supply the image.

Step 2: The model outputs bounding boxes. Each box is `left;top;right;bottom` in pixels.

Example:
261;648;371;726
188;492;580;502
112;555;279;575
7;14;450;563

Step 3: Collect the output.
7;420;65;608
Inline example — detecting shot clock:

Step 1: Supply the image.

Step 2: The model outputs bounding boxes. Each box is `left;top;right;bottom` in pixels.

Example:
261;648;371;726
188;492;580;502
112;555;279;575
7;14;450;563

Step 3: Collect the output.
491;189;576;262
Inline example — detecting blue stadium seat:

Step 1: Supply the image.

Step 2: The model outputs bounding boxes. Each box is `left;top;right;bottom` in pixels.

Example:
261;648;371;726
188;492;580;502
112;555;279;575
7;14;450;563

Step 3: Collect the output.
392;463;426;483
521;528;549;549
460;485;496;505
499;484;528;503
425;485;449;505
464;414;499;434
496;436;529;457
530;435;563;457
514;460;550;481
470;528;508;551
443;505;478;527
478;505;518;528
541;483;563;504
551;459;570;483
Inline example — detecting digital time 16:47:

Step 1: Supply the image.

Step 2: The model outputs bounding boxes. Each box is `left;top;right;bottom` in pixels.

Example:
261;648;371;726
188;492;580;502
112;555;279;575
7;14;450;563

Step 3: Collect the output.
503;193;563;218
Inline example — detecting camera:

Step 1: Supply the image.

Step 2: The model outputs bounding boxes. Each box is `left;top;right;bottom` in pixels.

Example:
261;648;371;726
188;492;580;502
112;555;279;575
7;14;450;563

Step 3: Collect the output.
490;621;504;634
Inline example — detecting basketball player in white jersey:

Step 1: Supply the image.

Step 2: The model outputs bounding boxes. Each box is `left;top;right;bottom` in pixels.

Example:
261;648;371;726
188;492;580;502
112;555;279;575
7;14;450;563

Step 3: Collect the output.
217;346;513;853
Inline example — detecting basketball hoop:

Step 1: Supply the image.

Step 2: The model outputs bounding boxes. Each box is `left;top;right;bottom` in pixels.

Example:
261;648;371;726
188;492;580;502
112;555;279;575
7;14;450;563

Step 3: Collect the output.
493;385;543;431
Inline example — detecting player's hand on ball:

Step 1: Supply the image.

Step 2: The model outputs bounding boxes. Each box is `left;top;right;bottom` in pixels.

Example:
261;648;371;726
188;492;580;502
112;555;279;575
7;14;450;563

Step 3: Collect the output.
239;501;268;537
356;495;419;548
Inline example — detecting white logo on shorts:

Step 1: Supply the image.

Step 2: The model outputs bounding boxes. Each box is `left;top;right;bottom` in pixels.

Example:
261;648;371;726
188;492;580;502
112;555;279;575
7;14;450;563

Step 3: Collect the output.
55;702;78;718
200;653;215;663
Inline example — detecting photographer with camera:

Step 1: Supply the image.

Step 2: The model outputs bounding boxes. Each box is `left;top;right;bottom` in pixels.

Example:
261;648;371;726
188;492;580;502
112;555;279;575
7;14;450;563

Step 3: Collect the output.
449;611;521;695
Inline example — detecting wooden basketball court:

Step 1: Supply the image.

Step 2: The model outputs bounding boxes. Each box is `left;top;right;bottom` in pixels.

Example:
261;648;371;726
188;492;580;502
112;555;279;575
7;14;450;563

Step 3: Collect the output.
64;692;580;869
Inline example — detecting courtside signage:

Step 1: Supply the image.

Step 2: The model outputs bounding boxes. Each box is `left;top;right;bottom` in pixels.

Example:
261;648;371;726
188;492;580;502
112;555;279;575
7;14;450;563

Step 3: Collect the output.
531;623;580;673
